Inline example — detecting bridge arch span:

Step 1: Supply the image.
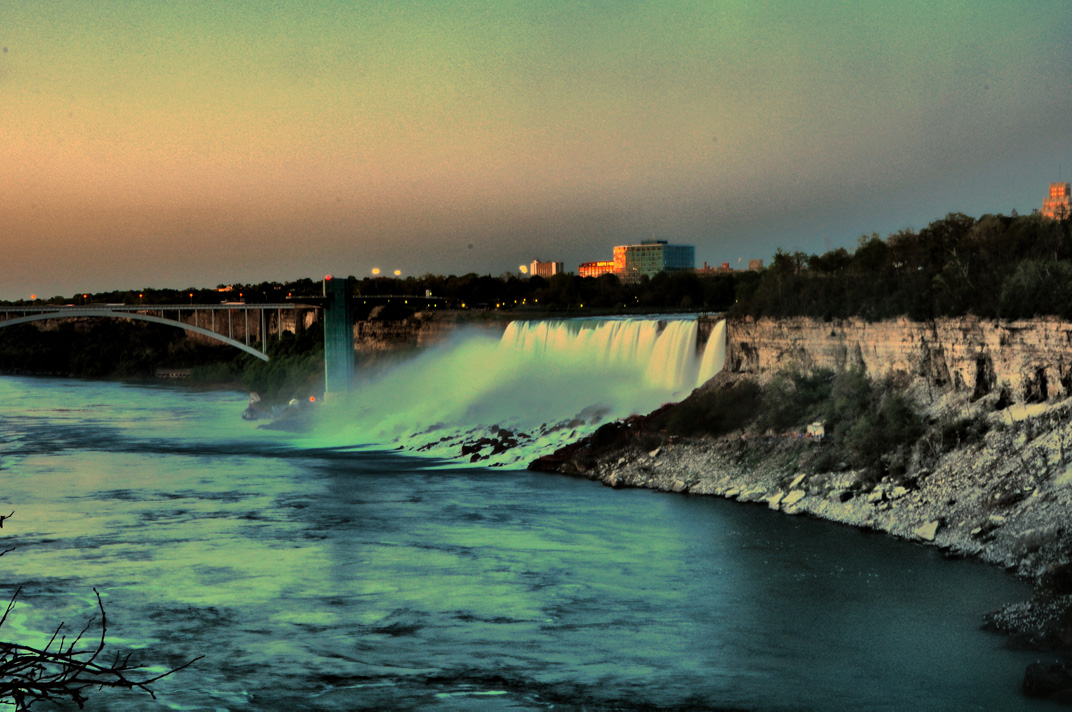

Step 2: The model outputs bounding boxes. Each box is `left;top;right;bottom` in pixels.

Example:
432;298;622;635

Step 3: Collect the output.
0;309;270;361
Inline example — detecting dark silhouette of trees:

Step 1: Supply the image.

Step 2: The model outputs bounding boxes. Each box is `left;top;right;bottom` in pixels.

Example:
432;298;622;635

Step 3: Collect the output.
731;212;1072;321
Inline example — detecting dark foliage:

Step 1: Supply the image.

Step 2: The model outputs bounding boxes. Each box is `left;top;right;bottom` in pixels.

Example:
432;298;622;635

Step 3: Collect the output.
236;322;325;402
730;212;1072;320
659;380;764;436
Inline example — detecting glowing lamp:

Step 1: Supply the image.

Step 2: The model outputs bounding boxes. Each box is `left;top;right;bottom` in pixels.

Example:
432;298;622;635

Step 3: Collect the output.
393;270;401;276
372;268;381;275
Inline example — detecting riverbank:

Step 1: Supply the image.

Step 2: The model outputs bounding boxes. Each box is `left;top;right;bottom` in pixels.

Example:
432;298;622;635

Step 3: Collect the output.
531;371;1072;702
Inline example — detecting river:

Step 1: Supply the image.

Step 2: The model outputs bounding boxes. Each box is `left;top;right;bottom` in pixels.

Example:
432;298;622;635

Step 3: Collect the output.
0;374;1052;710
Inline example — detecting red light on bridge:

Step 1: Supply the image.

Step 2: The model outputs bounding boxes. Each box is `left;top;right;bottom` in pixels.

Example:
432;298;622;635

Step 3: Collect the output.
309;396;316;402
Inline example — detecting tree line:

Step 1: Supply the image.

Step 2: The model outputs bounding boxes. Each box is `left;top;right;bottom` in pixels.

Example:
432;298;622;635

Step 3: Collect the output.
731;212;1072;321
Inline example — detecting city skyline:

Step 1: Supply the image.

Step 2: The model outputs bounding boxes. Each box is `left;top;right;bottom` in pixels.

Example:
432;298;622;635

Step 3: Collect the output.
3;1;1072;301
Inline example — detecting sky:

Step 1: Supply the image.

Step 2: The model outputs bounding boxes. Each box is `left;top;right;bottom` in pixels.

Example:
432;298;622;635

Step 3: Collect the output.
2;0;1072;300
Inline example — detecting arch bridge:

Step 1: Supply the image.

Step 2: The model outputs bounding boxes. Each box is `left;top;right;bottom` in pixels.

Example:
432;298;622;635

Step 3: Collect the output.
0;303;310;362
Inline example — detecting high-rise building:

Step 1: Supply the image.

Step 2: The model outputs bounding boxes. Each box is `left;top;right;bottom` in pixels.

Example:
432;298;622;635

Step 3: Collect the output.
529;260;564;278
617;240;695;281
1043;182;1071;220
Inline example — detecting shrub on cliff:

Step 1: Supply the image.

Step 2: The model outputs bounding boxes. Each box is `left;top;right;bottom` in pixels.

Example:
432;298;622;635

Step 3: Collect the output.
757;368;834;432
236;324;324;403
660;379;763;436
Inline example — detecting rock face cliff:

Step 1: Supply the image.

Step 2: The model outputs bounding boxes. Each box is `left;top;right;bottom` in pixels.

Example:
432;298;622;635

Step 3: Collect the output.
353;311;511;356
728;316;1072;404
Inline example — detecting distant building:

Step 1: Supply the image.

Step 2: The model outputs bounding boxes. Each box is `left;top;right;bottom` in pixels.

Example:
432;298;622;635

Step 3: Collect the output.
695;261;733;275
617;240;695;282
1043;182;1071;220
579;260;617;278
748;259;764;271
529;260;564;278
579;240;695;281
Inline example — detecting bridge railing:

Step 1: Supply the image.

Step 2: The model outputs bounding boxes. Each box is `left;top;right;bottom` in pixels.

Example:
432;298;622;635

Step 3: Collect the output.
0;303;315;358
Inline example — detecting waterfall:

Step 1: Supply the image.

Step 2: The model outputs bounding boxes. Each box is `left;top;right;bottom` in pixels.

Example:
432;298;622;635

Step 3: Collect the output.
309;316;727;467
696;319;727;387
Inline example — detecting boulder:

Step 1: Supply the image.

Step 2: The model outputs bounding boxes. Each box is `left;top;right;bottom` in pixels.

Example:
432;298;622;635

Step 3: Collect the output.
1023;661;1072;700
768;492;785;510
914;520;940;542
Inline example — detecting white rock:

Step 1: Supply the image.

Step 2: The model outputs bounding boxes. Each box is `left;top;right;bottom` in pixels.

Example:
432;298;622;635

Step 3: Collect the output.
890;486;909;499
867;490;884;503
649;447;661;458
725;487;740;499
789;474;807;489
989;514;1006;526
782;489;806;507
768;492;785;510
914;520;940;541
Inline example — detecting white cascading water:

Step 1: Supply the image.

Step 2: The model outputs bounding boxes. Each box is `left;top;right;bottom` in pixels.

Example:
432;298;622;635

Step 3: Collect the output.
309;317;727;467
696;319;727;386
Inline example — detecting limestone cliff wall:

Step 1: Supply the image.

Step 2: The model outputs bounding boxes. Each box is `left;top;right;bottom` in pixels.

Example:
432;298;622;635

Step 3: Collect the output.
727;316;1072;403
353;312;510;354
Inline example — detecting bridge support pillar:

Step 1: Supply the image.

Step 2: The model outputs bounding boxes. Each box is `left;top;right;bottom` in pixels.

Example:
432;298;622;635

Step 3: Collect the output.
323;277;354;396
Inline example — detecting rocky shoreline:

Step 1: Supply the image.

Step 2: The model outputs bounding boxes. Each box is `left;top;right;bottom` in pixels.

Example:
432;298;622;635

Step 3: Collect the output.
531;380;1072;703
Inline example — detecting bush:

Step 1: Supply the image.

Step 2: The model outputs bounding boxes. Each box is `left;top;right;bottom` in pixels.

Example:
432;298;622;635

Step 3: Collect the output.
661;380;763;436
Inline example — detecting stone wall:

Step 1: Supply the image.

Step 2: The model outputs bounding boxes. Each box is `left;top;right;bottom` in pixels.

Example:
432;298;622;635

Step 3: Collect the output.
727;316;1072;403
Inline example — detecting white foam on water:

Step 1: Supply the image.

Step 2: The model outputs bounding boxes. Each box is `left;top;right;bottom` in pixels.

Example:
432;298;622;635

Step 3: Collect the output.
305;317;727;467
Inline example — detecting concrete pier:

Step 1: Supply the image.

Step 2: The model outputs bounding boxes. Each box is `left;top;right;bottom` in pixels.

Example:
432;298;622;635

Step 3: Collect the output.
322;277;354;395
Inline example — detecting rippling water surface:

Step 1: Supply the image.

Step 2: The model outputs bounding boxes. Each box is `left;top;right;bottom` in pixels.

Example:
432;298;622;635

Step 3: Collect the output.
0;377;1050;710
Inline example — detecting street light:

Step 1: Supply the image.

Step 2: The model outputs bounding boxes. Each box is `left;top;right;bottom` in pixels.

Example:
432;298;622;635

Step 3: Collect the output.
371;268;381;276
393;269;401;276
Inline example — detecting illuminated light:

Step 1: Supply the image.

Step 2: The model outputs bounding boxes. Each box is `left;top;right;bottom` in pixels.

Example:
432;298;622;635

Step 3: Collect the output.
394;270;401;276
309;396;316;402
519;265;528;274
372;268;381;275
325;275;332;281
30;294;36;300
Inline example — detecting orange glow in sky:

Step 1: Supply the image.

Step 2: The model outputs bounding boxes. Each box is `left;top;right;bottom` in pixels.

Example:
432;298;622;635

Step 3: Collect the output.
2;1;1072;300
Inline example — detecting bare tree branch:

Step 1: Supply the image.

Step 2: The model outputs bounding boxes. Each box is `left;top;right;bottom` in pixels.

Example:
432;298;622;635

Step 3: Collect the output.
0;511;200;709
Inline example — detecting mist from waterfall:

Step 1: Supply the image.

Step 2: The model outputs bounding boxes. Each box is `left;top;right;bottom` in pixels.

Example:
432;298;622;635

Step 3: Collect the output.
308;316;726;467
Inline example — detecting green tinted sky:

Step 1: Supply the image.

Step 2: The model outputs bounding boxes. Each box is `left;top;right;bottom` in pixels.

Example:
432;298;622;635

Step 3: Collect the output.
2;1;1070;298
